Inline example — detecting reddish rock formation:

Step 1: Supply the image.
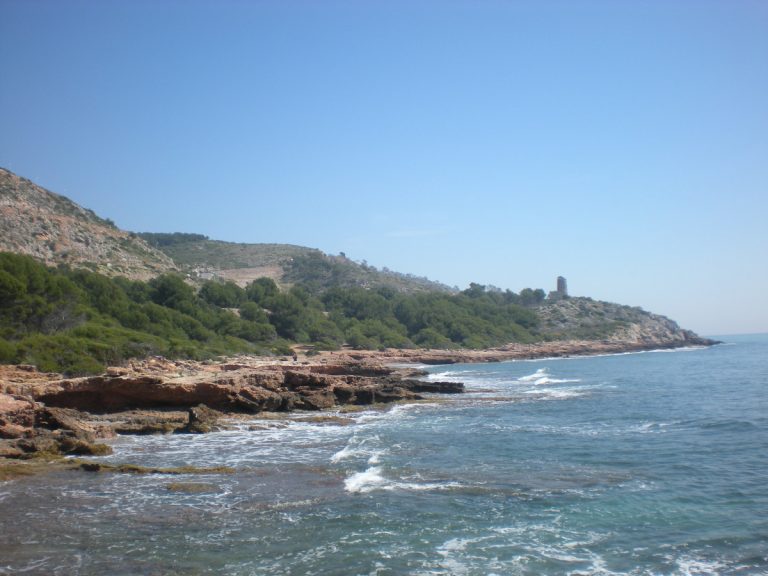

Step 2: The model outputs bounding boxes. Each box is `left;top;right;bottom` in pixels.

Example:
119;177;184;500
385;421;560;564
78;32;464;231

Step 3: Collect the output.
0;393;38;439
1;363;442;415
0;358;464;458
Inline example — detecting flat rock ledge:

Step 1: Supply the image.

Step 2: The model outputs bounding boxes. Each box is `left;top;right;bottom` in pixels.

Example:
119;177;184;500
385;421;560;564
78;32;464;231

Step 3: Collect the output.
0;360;461;459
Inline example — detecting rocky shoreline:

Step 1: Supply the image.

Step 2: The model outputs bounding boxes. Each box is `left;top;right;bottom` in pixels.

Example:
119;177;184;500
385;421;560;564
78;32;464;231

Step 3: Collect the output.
317;334;720;365
0;336;718;473
0;356;462;464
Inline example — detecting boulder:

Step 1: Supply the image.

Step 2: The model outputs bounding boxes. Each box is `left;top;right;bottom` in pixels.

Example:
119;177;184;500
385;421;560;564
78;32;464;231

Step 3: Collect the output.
96;410;189;435
180;404;222;434
294;389;337;411
0;440;25;459
36;407;115;441
16;435;60;455
283;371;338;390
396;379;465;394
234;386;286;412
57;436;113;456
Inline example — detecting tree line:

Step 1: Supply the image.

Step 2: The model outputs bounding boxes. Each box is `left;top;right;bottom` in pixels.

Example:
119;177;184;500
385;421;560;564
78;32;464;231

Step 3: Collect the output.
0;252;544;375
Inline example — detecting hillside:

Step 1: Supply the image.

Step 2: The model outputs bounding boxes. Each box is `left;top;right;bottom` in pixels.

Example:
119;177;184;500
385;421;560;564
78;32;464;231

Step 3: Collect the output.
139;232;456;294
0;167;444;292
0;168;176;280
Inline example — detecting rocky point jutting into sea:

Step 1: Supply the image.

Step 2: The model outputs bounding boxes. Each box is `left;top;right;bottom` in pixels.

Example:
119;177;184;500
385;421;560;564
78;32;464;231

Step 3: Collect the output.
0;333;717;469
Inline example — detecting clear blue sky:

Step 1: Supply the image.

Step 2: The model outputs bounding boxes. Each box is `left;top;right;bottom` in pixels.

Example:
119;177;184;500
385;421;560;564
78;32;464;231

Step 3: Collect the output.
1;0;766;336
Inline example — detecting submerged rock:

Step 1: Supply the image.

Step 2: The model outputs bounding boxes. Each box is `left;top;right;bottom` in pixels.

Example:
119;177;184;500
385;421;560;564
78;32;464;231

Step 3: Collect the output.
56;437;113;456
166;482;219;493
78;461;235;475
393;380;465;394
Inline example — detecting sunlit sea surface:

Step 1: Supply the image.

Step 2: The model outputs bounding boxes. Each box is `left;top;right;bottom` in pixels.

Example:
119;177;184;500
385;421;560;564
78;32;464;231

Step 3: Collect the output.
2;334;767;575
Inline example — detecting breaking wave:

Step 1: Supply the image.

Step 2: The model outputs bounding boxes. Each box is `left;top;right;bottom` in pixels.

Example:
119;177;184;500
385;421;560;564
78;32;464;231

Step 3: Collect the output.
344;466;462;494
517;367;581;386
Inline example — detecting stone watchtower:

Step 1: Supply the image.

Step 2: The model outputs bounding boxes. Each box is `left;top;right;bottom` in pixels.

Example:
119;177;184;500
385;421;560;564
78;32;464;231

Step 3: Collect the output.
556;276;568;297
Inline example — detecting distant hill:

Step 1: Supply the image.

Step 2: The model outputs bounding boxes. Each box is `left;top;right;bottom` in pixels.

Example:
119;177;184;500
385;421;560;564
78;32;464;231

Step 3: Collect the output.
138;232;456;294
0;167;453;293
0;168;176;280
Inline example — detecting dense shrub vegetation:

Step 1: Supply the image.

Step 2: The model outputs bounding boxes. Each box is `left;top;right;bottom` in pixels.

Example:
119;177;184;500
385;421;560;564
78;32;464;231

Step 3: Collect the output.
282;251;455;294
0;253;541;375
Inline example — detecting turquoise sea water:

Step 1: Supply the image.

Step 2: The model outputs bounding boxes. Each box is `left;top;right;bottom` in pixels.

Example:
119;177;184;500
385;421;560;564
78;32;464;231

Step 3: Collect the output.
1;334;767;575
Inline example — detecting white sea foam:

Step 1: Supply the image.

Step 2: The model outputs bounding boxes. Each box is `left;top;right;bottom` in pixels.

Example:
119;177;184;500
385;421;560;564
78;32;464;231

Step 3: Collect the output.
517;368;581;386
367;451;383;465
534;376;582;385
344;466;388;493
523;387;587;399
517;344;711;364
435;536;494;576
102;413;356;469
518;368;549;382
330;434;385;464
3;557;54;574
428;370;462;379
632;420;676;434
438;537;470;553
329;444;363;463
433;526;620;576
344;466;462;494
353;402;431;425
672;554;727;575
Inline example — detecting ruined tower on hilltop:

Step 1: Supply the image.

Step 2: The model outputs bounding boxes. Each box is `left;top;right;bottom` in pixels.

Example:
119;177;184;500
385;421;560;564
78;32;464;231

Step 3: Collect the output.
556;276;568;297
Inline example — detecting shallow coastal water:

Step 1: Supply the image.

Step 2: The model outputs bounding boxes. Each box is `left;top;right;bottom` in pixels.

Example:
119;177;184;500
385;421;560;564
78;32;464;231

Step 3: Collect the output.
2;335;767;575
